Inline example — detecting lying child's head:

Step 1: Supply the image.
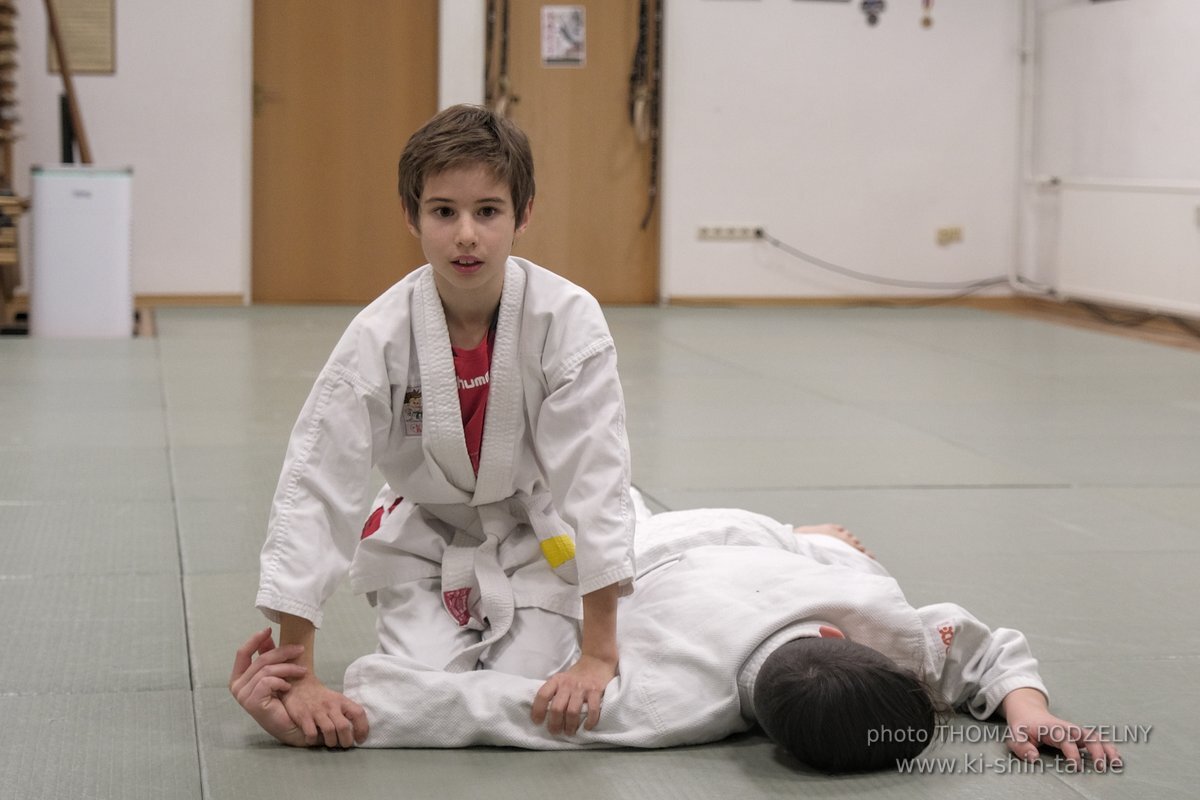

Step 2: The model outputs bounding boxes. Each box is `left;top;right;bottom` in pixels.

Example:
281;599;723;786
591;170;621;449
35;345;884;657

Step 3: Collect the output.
753;636;941;773
398;104;536;230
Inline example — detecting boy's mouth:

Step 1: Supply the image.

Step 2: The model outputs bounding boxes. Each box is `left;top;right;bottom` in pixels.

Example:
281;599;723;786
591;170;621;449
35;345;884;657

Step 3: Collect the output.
451;256;484;274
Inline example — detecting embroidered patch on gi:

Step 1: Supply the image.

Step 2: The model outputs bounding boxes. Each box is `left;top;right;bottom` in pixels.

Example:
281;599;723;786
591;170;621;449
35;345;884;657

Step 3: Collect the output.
360;506;385;540
360;497;403;540
936;620;955;651
539;534;576;569
402;386;423;435
443;587;472;626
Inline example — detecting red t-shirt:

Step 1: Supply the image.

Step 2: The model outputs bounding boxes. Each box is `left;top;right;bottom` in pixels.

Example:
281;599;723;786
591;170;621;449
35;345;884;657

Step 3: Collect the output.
452;327;495;475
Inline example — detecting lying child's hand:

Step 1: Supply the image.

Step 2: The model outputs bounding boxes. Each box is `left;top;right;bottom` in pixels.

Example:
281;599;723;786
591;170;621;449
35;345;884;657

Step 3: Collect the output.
531;653;617;736
229;629;369;748
229;628;310;747
1001;687;1122;771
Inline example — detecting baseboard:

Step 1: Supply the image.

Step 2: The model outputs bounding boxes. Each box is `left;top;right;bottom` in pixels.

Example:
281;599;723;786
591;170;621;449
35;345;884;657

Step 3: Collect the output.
5;293;246;312
664;295;1033;311
663;294;1200;351
132;294;247;307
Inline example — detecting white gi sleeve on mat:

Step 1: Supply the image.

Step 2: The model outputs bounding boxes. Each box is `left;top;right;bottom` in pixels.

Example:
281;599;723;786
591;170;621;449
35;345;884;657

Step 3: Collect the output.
918;603;1049;720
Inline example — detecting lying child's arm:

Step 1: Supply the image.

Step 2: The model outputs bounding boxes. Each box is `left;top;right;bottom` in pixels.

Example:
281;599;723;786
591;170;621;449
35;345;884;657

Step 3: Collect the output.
230;624;369;748
921;603;1120;769
230;628;347;748
274;613;370;748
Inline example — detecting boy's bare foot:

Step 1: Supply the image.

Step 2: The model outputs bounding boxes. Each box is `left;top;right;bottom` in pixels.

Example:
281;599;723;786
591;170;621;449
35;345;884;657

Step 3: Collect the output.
793;524;875;559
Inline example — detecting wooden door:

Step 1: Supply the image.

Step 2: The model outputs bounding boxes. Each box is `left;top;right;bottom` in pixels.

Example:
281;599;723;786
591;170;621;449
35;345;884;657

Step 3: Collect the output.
252;1;438;303
502;2;659;303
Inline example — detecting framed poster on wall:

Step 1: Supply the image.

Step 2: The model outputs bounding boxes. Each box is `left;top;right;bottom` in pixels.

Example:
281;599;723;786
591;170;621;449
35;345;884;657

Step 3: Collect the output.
48;0;115;74
541;5;586;67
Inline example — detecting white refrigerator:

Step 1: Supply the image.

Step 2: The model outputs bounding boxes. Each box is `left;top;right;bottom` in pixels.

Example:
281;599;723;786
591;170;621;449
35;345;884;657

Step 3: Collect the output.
30;166;133;338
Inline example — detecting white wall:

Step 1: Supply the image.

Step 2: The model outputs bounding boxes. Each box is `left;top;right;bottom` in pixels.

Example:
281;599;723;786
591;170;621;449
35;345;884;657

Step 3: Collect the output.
14;0;251;298
439;0;485;108
660;0;1023;299
1027;0;1200;314
1035;0;1200;181
13;1;1196;308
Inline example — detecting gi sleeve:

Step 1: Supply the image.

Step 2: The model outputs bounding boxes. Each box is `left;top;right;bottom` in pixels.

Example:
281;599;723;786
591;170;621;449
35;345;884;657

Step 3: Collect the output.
536;334;636;597
256;344;394;628
918;603;1049;720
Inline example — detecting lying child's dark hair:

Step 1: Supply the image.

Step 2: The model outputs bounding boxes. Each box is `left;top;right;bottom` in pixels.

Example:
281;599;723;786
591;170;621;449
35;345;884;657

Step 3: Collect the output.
753;636;943;773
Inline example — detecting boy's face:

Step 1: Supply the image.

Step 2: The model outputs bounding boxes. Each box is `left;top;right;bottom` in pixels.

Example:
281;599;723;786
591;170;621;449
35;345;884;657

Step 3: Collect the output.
407;165;532;304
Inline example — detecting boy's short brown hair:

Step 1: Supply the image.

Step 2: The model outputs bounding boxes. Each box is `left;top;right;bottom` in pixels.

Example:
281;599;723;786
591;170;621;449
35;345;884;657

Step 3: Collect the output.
398;104;535;229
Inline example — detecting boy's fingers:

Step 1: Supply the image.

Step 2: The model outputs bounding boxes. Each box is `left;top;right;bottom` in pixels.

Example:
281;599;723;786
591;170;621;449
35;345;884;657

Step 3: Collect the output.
231;629;272;684
256;633;276;657
258;663;307;682
547;692;570;736
339;720;356;749
315;712;340;748
531;678;559;725
298;713;319;747
320;709;348;748
251;676;293;707
232;643;304;694
563;692;583;735
583;689;602;731
530;697;547;724
560;685;584;734
344;700;370;744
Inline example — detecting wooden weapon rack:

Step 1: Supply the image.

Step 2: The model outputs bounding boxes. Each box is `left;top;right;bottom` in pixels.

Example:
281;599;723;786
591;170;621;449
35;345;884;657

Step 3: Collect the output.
0;0;23;327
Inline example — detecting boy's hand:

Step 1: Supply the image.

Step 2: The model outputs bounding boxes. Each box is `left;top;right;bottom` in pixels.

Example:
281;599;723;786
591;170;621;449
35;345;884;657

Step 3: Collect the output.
229;628;369;748
229;628;310;747
279;671;370;749
1001;687;1122;771
531;653;617;735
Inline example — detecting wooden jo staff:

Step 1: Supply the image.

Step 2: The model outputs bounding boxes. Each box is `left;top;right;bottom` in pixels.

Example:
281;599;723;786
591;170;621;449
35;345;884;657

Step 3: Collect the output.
43;0;92;164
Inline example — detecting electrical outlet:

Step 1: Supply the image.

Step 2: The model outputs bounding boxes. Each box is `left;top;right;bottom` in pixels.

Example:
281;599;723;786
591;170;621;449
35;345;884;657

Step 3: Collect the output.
697;226;764;241
936;226;964;246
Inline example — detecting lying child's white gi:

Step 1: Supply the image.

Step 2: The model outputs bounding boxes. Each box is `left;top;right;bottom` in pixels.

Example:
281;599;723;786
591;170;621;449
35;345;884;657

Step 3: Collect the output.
257;258;636;674
344;507;1048;748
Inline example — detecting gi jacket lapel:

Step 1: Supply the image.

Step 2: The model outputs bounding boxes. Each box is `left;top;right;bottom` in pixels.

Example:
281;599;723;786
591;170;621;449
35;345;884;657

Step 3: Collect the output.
414;269;476;493
473;261;526;505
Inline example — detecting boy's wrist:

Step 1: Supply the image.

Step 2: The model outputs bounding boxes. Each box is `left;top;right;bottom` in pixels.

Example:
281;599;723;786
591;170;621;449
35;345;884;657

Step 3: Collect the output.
278;612;318;670
580;583;620;666
581;642;619;667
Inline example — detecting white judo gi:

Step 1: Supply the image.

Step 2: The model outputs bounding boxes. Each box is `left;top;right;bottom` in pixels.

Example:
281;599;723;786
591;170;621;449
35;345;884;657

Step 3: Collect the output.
257;258;636;673
344;507;1048;749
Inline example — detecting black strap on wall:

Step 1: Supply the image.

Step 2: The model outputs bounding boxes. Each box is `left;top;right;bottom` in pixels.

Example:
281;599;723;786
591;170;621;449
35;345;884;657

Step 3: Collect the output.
640;0;662;230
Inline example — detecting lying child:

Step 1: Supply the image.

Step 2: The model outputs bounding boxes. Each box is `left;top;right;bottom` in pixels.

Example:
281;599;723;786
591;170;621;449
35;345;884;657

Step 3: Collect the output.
232;501;1120;773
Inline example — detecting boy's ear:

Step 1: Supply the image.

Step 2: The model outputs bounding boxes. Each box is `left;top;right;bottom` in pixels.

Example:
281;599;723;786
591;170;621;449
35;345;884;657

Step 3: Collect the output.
515;198;534;236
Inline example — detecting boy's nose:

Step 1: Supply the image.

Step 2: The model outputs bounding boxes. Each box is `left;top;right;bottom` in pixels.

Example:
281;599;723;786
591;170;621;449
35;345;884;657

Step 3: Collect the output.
455;219;477;248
